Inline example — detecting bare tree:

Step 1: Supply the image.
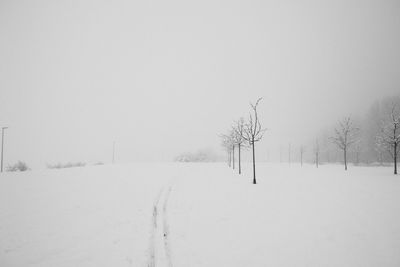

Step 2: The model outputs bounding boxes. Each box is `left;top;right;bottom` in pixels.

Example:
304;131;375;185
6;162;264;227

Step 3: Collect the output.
376;104;400;174
242;98;266;184
353;142;362;166
314;139;319;168
229;131;236;170
330;117;359;170
220;134;233;167
232;118;246;174
374;135;386;166
300;145;305;167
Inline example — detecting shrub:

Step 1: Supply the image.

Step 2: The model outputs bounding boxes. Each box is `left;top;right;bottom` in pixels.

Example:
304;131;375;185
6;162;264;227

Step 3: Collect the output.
174;149;218;162
6;161;30;172
46;162;86;169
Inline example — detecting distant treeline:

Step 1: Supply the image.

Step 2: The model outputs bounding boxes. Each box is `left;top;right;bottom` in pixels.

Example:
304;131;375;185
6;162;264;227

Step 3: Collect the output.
309;95;400;165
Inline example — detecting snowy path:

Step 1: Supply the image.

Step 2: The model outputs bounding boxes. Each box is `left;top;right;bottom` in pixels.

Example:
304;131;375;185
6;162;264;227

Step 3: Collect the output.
0;163;177;267
147;185;173;267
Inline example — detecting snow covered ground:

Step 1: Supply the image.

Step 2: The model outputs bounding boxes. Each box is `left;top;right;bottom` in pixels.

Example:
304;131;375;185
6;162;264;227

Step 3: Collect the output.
1;163;399;266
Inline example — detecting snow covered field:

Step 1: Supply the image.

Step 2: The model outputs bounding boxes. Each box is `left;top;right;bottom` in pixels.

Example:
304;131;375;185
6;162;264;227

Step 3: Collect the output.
1;163;399;267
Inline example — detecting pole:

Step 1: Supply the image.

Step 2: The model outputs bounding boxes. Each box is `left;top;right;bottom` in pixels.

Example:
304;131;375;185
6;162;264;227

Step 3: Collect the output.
1;127;8;172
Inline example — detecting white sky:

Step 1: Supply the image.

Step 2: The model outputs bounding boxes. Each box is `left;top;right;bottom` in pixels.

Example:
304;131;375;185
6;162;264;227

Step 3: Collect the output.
0;0;399;167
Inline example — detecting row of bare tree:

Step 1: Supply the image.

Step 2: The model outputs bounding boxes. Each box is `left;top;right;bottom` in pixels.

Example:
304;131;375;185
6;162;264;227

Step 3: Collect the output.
220;97;399;176
221;98;266;184
310;102;399;174
221;99;399;176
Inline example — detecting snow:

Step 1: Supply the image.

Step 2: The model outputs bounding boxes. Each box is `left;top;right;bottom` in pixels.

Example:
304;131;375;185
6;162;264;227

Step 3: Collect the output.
1;163;399;266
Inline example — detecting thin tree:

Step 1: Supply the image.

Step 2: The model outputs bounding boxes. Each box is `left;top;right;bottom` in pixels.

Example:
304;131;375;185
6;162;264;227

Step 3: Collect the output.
232;118;246;174
330;117;358;170
353;142;362;166
314;139;319;168
374;135;386;166
242;98;266;184
300;145;305;167
376;104;400;174
230;130;235;170
220;134;233;167
326;150;331;164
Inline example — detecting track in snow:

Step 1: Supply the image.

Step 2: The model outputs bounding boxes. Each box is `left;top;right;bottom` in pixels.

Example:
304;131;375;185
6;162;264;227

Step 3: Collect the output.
147;185;173;267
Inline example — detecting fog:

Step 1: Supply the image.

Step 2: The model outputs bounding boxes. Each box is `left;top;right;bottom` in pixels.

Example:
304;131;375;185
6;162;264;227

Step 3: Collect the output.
0;0;399;168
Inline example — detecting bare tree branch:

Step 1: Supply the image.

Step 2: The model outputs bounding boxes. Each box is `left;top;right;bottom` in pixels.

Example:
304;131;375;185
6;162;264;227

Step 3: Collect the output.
330;116;359;170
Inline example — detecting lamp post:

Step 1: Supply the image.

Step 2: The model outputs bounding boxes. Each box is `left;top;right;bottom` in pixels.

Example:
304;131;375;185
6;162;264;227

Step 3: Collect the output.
1;127;8;172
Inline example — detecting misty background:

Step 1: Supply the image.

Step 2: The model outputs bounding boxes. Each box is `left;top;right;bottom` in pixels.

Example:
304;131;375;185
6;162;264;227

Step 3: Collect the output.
0;0;399;168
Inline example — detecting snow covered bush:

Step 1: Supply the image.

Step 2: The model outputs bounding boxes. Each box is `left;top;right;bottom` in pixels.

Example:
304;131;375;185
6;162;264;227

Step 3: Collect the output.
6;161;30;172
174;149;218;162
46;162;86;169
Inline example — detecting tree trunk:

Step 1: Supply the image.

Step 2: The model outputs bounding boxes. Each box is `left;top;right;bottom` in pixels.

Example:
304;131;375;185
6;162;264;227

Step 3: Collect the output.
228;151;231;167
238;144;241;174
1;128;4;173
300;150;303;167
232;145;235;170
316;152;319;168
356;151;359;166
252;141;256;184
394;142;397;175
344;148;347;171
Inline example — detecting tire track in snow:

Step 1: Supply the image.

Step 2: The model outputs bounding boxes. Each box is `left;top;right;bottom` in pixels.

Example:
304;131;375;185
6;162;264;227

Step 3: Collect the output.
147;185;173;267
147;187;164;267
162;186;173;267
